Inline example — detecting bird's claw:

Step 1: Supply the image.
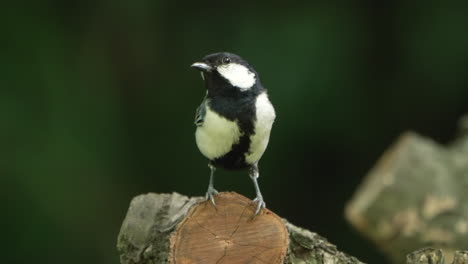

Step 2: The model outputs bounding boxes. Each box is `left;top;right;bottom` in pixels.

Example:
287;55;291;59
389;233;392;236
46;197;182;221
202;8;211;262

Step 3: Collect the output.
205;186;219;207
253;196;266;216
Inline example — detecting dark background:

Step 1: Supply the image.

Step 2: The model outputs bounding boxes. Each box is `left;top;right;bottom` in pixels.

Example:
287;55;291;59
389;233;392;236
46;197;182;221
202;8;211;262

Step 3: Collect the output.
3;1;468;263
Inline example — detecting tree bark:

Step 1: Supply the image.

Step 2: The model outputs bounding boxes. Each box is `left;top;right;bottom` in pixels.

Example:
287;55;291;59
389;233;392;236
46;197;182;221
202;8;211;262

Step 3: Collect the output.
346;115;468;264
117;192;364;264
406;248;468;264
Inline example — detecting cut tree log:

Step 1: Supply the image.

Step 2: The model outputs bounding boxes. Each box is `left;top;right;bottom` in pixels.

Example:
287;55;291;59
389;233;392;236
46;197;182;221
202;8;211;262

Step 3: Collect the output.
171;192;288;263
117;192;364;264
346;115;468;264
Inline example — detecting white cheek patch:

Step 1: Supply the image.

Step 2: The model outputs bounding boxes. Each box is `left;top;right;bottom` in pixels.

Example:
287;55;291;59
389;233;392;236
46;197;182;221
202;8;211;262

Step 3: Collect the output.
217;63;256;91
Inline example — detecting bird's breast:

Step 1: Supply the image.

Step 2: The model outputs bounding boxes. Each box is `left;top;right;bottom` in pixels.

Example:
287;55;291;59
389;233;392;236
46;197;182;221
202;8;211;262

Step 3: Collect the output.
195;105;242;160
245;92;276;164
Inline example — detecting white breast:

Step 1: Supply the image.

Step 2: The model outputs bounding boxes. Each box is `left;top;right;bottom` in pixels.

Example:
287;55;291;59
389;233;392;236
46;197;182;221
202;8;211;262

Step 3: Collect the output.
195;104;242;160
245;92;276;164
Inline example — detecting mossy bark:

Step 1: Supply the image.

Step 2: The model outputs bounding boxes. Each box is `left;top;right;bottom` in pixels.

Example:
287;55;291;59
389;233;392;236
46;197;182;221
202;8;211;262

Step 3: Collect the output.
406;248;468;264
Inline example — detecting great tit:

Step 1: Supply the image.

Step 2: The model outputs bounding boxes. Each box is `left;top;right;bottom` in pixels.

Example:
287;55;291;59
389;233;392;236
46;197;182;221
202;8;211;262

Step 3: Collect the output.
191;52;276;215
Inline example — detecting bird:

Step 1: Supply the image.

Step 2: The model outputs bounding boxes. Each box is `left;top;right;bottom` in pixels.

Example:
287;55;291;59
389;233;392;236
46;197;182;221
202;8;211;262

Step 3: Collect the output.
191;52;276;215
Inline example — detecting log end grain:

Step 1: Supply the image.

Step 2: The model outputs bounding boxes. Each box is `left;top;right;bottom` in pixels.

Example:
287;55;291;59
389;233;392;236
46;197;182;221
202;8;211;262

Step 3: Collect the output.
169;192;289;264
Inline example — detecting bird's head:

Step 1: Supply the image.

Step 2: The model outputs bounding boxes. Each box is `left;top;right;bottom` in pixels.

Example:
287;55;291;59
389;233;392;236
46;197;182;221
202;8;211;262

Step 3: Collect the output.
191;52;261;95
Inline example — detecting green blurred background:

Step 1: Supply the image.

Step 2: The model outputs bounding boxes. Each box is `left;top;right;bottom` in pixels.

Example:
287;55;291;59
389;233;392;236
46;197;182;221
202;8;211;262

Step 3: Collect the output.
3;1;468;263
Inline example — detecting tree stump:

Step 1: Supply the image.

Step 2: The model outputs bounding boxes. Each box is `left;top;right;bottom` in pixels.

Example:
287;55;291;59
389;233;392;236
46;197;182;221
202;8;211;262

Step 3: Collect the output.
117;192;364;264
346;115;468;264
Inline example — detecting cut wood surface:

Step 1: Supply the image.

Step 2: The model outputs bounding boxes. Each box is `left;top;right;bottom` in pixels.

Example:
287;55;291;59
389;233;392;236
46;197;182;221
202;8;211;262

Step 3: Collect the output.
170;192;288;263
117;192;365;264
346;115;468;264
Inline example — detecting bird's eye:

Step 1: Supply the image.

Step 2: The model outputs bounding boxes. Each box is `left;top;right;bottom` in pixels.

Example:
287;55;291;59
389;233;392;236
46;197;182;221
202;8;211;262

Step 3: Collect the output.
222;57;231;64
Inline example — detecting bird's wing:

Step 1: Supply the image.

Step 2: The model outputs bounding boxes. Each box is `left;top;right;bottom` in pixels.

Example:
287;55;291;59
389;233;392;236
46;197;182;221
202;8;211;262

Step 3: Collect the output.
194;96;207;127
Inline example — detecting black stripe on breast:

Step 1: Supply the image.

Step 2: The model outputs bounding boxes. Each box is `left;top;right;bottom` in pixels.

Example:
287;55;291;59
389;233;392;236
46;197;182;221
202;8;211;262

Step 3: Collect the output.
208;95;257;170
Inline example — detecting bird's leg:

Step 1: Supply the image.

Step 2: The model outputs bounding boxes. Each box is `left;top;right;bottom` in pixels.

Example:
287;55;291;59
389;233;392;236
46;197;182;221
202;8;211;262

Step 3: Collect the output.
249;163;265;215
205;163;219;206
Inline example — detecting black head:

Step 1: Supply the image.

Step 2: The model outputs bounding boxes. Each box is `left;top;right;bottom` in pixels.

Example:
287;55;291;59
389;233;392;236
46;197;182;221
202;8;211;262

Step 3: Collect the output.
191;52;263;96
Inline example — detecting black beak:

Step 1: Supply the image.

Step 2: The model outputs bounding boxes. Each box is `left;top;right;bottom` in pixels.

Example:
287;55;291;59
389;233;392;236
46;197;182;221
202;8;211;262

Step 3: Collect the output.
191;62;213;72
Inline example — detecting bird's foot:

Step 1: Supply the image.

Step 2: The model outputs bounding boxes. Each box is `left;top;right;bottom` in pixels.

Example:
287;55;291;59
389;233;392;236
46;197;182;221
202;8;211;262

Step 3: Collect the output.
253;195;266;216
205;186;219;207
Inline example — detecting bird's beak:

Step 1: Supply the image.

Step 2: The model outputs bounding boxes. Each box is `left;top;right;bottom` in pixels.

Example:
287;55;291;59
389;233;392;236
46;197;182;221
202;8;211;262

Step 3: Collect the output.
191;62;212;72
